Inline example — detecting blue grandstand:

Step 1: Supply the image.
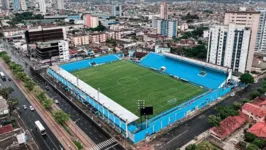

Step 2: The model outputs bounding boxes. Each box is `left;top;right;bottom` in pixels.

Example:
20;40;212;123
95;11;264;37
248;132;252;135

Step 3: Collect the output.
140;52;228;89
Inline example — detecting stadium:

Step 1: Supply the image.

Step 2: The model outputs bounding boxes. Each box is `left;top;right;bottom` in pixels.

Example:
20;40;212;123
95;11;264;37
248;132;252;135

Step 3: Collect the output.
47;52;233;143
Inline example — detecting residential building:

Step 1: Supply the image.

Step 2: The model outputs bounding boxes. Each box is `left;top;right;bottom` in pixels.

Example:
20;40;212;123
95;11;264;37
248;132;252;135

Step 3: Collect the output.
13;0;20;11
157;20;177;39
160;2;168;19
36;40;69;62
255;8;266;53
107;31;121;40
1;0;10;10
152;16;159;28
20;0;27;10
206;24;251;73
57;0;64;14
248;122;266;138
71;35;90;46
38;0;46;14
112;4;122;17
242;102;266;122
83;14;99;28
90;33;107;43
25;26;66;43
155;45;170;53
224;10;260;72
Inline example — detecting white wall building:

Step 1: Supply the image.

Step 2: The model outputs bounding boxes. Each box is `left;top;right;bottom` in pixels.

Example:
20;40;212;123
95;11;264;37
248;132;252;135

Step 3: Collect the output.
57;0;64;9
255;8;266;53
58;40;69;61
207;24;251;73
38;0;46;14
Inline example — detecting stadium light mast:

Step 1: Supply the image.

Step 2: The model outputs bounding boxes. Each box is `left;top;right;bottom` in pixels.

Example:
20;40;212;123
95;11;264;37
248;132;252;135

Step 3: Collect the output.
137;100;145;129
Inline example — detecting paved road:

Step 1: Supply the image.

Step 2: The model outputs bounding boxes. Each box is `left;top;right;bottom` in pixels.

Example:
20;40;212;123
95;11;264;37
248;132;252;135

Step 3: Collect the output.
156;81;262;150
1;40;125;150
0;67;63;150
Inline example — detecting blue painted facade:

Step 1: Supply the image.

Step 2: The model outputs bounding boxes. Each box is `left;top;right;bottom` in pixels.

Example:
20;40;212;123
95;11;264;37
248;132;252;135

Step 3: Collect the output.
13;0;20;11
47;53;232;143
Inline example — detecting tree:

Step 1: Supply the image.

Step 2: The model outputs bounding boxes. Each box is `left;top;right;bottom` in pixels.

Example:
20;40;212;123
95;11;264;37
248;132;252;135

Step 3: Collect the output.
185;144;197;150
257;88;266;95
24;79;35;91
245;132;257;142
52;110;70;124
246;143;259;150
7;98;18;111
250;91;260;99
208;115;221;126
15;72;27;82
0;87;14;99
232;102;242;110
216;106;238;119
197;141;215;150
252;138;266;148
240;73;254;84
242;98;251;104
42;98;53;109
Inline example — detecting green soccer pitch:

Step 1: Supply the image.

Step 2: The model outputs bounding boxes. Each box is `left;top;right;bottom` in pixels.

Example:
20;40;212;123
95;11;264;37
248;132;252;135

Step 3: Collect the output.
72;60;206;117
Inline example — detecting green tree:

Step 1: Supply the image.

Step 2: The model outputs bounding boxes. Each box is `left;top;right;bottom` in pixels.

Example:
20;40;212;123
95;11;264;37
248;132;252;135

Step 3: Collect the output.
216;106;238;119
185;144;197;150
197;141;215;150
24;79;35;91
15;72;27;82
208;115;221;126
52;110;70;124
7;97;18;111
252;138;266;148
257;88;266;95
0;87;14;99
37;91;46;102
250;91;260;99
246;143;259;150
245;132;257;142
240;73;254;84
42;98;53;109
242;98;251;104
232;102;242;110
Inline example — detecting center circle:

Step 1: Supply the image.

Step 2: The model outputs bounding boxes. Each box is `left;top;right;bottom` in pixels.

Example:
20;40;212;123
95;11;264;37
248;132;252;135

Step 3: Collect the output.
117;77;138;86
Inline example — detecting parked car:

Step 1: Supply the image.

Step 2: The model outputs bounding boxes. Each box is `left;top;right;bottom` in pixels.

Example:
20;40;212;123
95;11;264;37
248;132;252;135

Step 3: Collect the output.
23;105;27;110
55;100;59;104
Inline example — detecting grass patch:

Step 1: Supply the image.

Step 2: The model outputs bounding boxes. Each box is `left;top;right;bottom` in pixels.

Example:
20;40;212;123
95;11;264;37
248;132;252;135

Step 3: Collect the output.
72;60;206;117
73;141;83;150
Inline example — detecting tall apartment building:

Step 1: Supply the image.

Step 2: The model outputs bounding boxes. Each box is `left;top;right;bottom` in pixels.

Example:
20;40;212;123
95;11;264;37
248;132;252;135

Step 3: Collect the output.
90;33;107;43
36;40;69;62
83;14;99;28
13;0;20;11
38;0;46;14
224;10;260;72
57;0;64;14
25;26;66;43
112;4;122;17
157;20;177;39
207;24;251;73
255;8;266;53
1;0;10;10
20;0;27;10
71;35;90;46
160;2;168;20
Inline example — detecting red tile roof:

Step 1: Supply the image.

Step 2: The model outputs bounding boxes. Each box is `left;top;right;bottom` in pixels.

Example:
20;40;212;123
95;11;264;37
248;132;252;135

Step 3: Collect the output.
0;124;13;134
242;103;266;118
248;122;266;138
210;113;247;140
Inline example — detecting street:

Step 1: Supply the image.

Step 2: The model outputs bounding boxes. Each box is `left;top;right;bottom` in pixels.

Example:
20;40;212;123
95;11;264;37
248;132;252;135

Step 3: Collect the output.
1;40;125;150
0;67;63;150
155;81;262;150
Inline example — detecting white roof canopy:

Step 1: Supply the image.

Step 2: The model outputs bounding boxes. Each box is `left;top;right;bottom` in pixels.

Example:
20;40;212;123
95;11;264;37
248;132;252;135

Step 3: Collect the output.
50;65;139;123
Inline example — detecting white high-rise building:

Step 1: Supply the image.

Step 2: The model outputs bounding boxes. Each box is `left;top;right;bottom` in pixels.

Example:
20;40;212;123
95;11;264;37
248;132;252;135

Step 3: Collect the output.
112;4;122;17
38;0;46;14
207;24;251;73
57;0;64;9
58;40;69;61
20;0;27;10
255;8;266;53
1;0;10;10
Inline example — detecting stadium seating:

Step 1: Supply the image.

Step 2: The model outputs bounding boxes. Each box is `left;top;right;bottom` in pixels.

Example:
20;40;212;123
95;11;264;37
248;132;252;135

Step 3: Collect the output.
61;54;120;72
139;53;227;89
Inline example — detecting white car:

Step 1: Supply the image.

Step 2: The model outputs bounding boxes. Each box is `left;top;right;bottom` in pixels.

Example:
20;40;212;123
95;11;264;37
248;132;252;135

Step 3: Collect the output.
55;100;59;104
29;106;34;111
23;105;27;110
